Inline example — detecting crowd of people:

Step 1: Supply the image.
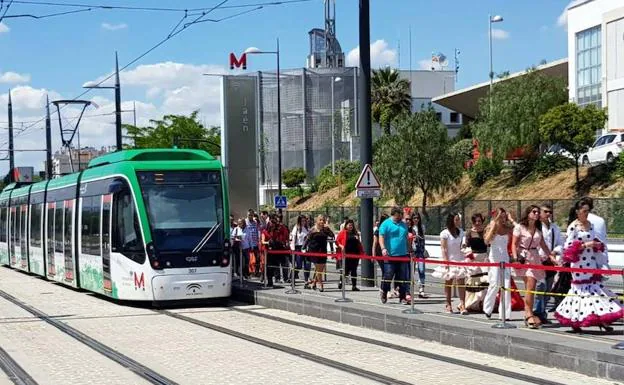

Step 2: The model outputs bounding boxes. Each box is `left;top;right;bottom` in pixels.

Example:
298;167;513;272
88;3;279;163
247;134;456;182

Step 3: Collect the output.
231;197;624;333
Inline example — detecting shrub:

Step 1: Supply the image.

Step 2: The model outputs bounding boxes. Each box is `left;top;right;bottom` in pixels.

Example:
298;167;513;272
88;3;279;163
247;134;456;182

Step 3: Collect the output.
451;138;474;165
469;158;502;186
316;160;361;194
282;168;306;188
532;154;575;178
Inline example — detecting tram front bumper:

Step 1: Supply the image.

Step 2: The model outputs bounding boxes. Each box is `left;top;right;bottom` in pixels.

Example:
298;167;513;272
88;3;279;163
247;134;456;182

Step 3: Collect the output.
151;272;231;300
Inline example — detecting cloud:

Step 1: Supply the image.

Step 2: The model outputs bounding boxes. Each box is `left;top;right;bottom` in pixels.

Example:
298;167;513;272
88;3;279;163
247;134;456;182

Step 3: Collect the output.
558;0;586;28
346;39;398;69
0;72;31;84
101;22;127;31
0;22;8;33
0;60;229;175
491;28;510;40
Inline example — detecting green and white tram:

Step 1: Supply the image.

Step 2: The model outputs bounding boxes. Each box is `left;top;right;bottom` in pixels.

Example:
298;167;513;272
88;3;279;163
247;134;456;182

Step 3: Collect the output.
0;149;232;301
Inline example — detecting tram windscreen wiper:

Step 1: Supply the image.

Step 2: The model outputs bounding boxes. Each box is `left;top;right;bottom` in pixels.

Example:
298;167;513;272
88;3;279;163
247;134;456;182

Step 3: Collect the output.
192;222;221;254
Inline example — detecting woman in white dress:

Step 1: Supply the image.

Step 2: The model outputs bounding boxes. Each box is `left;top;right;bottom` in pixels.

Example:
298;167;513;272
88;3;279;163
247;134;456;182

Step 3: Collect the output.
432;213;468;314
483;208;515;320
555;199;624;332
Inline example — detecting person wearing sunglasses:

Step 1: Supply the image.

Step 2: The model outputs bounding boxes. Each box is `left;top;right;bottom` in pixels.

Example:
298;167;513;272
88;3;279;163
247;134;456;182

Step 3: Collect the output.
511;205;553;329
533;204;563;324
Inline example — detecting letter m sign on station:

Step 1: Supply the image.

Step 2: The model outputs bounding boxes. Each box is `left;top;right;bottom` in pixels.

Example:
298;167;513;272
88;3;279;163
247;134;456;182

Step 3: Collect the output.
230;53;247;70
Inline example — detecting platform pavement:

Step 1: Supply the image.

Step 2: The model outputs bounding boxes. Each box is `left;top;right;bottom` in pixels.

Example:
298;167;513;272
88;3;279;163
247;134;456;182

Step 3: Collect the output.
231;275;624;382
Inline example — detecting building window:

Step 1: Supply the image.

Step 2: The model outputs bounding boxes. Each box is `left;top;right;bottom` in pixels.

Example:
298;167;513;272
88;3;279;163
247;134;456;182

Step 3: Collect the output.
450;112;459;123
436;112;442;121
576;26;602;107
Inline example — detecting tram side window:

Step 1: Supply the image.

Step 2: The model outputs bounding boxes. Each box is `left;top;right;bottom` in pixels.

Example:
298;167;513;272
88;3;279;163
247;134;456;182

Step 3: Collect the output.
30;204;42;248
47;206;54;249
54;204;63;253
91;197;101;255
81;197;92;255
0;208;6;243
81;197;101;255
15;207;21;246
112;190;145;264
10;209;16;245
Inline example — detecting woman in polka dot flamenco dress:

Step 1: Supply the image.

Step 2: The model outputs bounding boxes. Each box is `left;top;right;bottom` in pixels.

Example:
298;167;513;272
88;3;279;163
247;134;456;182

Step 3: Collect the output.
554;200;624;333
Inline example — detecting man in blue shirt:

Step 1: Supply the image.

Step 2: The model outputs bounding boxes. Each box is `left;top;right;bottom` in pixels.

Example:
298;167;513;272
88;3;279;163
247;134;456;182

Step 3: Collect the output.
378;206;411;304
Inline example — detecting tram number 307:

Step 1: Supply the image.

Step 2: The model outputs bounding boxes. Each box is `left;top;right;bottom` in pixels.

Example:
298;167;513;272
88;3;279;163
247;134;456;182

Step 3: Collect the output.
188;268;197;274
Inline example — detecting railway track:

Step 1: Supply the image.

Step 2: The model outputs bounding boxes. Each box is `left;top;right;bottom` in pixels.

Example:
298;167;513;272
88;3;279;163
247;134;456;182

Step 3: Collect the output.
0;289;179;385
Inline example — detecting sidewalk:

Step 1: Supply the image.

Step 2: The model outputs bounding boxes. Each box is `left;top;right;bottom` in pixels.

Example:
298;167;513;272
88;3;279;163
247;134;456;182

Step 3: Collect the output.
231;274;624;382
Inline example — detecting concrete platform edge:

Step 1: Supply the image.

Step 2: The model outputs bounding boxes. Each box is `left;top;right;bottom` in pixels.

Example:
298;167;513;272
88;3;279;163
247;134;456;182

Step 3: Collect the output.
232;285;624;382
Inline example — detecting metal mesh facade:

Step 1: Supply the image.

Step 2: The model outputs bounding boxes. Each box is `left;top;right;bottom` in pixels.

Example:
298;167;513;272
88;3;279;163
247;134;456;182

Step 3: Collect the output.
256;67;359;186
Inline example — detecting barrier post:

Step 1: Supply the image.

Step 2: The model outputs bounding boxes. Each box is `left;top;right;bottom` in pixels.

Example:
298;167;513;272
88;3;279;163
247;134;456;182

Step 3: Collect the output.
612;269;624;350
403;253;421;314
285;251;300;295
492;261;516;329
335;249;352;303
239;247;244;287
263;249;268;289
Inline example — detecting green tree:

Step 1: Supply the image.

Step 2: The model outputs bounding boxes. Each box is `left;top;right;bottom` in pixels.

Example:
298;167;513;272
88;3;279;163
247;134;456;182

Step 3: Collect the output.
374;109;463;213
539;102;607;192
282;168;307;198
473;68;567;164
123;111;221;155
371;67;411;135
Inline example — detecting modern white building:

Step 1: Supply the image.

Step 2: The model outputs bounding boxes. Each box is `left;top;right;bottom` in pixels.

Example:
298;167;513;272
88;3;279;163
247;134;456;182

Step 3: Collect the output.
567;0;624;131
399;69;463;137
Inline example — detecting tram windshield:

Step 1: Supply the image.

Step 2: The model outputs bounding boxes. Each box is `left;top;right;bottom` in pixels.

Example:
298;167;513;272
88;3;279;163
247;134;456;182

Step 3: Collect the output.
137;171;224;253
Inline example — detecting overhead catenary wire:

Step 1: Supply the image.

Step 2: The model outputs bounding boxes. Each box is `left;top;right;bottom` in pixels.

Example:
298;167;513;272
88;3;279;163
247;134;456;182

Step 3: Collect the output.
0;0;14;22
12;0;234;139
9;0;311;13
3;0;309;149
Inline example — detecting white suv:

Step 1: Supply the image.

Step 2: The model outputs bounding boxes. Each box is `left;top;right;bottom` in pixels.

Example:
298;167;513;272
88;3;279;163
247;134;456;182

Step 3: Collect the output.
580;133;624;165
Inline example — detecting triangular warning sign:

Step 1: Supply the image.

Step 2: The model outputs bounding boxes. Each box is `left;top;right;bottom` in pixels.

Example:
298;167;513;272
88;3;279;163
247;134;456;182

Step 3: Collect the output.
355;164;381;189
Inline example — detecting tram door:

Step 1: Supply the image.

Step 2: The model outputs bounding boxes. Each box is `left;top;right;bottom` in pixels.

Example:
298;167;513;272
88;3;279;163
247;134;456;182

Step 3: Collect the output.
9;207;16;266
20;204;27;269
63;200;74;283
102;194;112;293
46;203;56;277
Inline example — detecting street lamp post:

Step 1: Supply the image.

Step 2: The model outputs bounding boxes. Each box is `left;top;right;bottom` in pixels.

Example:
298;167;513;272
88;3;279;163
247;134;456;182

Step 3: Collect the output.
245;38;282;214
331;76;342;175
489;15;504;97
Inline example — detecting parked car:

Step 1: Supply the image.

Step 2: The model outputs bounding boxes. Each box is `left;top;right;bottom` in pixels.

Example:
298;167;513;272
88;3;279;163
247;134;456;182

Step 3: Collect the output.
545;144;574;160
580;132;624;165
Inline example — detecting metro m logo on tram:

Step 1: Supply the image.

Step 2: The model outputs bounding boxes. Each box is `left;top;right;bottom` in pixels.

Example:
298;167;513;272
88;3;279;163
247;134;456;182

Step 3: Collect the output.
229;52;247;70
133;271;145;290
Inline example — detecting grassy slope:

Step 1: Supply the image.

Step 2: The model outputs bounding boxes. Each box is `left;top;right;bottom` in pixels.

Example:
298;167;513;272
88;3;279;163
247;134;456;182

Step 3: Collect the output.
289;165;624;210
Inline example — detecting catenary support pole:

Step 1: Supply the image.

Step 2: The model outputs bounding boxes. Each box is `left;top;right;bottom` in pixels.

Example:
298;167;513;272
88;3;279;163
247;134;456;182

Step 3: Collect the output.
8;90;14;181
358;0;374;287
45;95;53;179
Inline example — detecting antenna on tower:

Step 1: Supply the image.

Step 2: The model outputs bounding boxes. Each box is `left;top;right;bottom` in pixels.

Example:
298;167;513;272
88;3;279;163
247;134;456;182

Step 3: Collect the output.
454;48;460;82
324;0;338;68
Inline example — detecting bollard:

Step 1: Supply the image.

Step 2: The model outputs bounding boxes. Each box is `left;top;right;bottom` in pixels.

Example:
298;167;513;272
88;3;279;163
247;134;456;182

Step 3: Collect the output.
492;261;516;329
285;251;300;295
403;253;421;314
335;249;352;303
239;247;244;287
612;269;624;350
263;250;268;289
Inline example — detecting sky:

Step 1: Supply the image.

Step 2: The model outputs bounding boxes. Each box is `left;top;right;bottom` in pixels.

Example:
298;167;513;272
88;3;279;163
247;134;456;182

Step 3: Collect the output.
0;0;576;175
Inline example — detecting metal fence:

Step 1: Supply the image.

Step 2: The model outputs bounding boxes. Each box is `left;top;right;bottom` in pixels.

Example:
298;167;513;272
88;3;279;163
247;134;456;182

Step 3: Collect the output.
283;198;624;238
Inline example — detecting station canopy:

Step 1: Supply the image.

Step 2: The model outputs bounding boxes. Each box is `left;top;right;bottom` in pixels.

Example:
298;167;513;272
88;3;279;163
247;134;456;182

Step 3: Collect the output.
432;58;568;120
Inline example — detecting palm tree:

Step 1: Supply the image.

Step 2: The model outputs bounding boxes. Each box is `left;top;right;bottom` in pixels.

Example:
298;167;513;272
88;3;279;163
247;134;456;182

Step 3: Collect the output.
371;67;412;135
